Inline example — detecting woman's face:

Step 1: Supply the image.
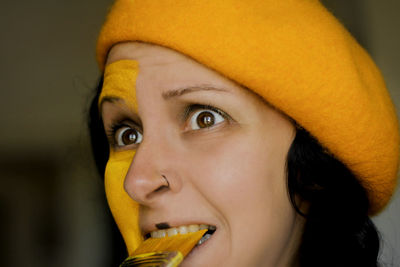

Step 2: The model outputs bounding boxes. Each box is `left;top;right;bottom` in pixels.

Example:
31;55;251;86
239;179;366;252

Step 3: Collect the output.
100;42;303;267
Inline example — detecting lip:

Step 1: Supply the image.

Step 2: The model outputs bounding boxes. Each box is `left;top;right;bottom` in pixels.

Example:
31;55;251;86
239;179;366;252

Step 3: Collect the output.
139;219;221;266
180;225;219;266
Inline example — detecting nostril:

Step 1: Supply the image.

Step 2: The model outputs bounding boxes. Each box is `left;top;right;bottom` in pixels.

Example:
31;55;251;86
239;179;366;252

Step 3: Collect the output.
145;185;169;200
124;171;172;203
154;184;169;193
145;175;170;199
151;174;170;193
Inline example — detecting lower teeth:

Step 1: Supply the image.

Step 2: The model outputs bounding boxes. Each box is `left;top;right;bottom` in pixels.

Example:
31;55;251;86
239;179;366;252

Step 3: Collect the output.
196;233;212;246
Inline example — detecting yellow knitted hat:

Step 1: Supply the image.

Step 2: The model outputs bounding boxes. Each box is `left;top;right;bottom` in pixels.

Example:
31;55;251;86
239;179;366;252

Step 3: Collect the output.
97;0;399;215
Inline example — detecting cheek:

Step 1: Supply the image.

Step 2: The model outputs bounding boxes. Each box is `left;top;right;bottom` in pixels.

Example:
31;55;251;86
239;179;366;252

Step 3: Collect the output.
104;150;143;254
184;128;296;264
187;129;291;215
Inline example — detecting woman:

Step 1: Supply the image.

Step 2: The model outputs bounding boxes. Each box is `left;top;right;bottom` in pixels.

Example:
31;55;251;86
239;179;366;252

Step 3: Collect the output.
89;0;399;266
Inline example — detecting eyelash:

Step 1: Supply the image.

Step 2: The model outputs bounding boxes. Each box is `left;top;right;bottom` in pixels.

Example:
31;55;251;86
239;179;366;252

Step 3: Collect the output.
106;104;231;148
106;122;142;147
182;104;229;124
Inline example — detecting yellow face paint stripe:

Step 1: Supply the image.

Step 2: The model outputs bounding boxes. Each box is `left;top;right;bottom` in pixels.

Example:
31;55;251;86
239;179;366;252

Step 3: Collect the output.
99;59;143;253
105;149;143;254
99;59;139;113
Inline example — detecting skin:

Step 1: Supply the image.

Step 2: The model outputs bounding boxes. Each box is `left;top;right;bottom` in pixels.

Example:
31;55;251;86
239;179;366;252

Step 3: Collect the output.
101;42;304;266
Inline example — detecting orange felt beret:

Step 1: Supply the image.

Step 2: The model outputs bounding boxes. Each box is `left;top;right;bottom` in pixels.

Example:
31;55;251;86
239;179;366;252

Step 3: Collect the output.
96;0;399;215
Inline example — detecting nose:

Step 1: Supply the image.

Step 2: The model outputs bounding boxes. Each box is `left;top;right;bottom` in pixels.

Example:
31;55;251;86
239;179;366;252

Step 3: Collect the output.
124;137;181;205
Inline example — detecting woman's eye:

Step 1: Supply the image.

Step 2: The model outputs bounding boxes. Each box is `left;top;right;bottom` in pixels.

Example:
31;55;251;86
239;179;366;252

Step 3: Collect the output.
189;109;226;130
114;126;143;146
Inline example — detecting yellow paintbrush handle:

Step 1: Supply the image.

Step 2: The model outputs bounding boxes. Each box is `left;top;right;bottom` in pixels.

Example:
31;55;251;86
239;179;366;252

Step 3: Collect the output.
120;251;183;267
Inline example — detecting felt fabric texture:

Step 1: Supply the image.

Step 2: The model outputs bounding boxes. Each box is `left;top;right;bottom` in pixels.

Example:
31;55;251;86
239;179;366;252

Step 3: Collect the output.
97;1;399;216
101;60;142;253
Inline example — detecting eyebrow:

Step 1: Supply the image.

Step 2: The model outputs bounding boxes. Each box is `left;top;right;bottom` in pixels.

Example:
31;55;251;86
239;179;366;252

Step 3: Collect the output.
100;96;120;103
99;85;229;107
99;96;121;108
162;86;229;100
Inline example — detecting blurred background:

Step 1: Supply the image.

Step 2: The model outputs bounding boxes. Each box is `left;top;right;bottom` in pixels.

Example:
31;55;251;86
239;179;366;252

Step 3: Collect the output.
0;0;399;266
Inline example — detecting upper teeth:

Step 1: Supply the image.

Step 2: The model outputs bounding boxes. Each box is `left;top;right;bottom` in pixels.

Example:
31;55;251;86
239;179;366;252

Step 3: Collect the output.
149;224;216;238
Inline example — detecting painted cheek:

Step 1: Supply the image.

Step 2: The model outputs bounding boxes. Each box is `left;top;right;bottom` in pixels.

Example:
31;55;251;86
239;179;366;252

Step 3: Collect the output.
100;59;142;254
105;149;143;254
99;60;143;254
99;59;139;112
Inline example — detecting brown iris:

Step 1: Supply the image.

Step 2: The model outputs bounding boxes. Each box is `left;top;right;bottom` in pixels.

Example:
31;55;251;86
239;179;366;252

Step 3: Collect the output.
197;111;215;128
121;129;138;145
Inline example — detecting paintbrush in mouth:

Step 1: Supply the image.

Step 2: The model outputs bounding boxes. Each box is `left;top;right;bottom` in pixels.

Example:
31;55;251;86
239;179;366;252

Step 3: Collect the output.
120;224;216;267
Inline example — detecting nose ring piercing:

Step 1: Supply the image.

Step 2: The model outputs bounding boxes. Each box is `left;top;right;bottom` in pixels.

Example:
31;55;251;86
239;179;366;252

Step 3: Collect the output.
161;175;170;188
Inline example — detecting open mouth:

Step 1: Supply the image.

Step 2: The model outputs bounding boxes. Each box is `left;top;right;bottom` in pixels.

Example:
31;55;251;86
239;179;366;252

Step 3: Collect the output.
121;225;217;266
144;224;217;246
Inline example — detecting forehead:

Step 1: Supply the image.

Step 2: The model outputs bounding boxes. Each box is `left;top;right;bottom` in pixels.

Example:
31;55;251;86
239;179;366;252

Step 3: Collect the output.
106;42;192;67
106;42;239;85
101;42;278;120
103;42;249;101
